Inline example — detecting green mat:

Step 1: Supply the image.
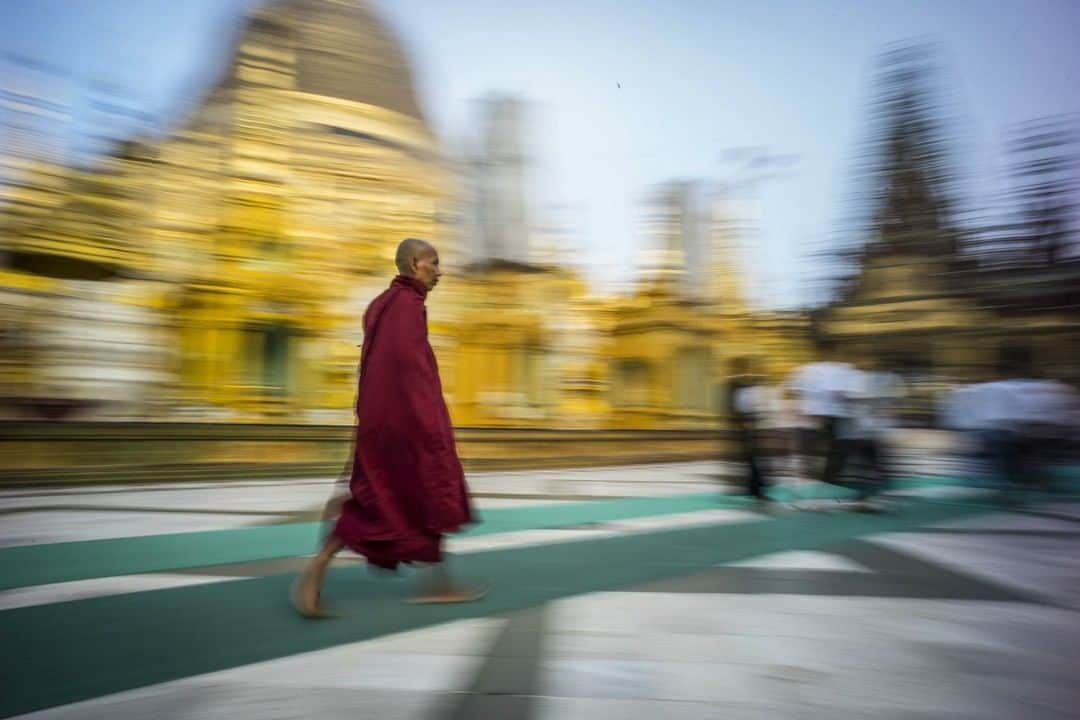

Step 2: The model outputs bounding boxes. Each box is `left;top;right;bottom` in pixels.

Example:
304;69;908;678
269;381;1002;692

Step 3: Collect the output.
4;472;1076;591
0;495;996;718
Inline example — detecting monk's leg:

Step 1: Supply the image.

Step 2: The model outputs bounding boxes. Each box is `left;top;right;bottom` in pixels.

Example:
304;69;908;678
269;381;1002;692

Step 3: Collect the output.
409;557;489;604
293;534;345;617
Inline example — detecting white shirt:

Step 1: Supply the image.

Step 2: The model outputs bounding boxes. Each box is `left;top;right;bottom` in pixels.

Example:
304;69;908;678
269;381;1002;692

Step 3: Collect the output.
964;379;1039;432
940;384;981;431
845;370;905;438
789;361;858;418
1005;379;1078;432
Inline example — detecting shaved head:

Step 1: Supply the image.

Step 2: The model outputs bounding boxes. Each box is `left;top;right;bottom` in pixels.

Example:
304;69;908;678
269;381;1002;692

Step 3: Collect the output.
395;237;443;291
395;237;436;275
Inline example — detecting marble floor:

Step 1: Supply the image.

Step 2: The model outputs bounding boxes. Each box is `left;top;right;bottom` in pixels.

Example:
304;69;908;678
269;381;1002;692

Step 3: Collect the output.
2;459;1078;719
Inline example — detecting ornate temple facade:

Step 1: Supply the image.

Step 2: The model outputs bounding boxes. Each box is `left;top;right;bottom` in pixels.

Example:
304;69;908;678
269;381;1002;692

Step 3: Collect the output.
0;0;810;433
2;0;450;423
816;50;1080;400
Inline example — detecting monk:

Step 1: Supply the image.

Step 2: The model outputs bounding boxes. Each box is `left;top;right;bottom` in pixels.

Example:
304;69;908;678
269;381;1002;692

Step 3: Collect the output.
293;238;485;617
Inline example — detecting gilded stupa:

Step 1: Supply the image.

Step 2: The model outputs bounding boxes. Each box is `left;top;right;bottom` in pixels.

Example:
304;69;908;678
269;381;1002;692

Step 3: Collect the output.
0;0;811;436
0;0;454;422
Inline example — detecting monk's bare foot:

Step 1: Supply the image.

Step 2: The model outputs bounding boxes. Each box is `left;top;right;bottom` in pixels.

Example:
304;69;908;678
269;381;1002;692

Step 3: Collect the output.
291;569;335;619
407;582;490;604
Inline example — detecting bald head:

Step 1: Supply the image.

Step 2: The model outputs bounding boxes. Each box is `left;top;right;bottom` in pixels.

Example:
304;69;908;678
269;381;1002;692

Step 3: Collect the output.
395;238;435;275
395;237;442;291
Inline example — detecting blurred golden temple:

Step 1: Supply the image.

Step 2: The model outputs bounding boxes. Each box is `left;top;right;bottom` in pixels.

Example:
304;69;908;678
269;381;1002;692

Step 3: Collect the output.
2;2;1077;483
0;0;811;435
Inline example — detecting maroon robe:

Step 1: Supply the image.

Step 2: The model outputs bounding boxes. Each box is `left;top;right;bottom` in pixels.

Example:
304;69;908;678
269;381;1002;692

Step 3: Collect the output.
333;275;474;569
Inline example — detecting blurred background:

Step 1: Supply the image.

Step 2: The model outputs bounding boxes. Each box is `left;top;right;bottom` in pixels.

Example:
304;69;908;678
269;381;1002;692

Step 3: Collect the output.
0;0;1077;481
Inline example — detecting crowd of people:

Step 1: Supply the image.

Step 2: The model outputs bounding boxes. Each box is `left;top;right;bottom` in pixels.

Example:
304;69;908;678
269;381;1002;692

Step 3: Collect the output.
724;344;1079;510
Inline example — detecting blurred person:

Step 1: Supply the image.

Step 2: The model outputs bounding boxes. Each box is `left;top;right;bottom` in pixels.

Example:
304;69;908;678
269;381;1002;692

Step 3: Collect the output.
1027;376;1079;479
726;357;771;504
757;382;798;478
841;357;905;509
293;238;485;618
939;381;989;479
779;381;817;481
1000;355;1079;488
754;382;806;483
967;347;1039;498
788;339;858;491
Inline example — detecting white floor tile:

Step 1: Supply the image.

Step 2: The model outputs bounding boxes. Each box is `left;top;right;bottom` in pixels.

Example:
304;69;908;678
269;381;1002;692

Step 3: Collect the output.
0;573;244;611
726;550;874;573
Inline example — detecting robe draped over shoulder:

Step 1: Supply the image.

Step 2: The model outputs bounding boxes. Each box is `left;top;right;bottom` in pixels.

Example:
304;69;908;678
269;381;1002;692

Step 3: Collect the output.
333;275;473;569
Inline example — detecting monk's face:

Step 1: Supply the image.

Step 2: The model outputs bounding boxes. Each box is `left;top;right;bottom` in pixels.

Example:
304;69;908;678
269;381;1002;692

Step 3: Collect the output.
413;248;442;291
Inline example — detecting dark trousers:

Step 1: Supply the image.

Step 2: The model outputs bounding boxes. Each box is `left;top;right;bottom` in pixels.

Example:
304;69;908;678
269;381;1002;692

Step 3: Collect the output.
847;437;888;498
820;417;846;487
818;418;887;499
736;426;767;498
979;429;1028;488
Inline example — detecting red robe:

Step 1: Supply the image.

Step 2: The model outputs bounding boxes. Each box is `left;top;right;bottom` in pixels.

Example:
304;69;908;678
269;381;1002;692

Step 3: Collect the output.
333;275;474;569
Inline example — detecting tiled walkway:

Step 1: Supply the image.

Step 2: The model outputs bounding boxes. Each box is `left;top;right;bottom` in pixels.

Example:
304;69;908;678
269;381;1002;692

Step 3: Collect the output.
2;460;1078;719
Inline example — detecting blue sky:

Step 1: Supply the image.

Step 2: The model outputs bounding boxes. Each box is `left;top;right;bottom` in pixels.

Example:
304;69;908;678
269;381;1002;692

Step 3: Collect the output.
2;0;1078;306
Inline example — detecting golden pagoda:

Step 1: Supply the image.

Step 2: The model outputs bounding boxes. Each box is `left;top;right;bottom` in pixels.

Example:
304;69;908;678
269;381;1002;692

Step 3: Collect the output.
0;0;812;442
1;0;454;423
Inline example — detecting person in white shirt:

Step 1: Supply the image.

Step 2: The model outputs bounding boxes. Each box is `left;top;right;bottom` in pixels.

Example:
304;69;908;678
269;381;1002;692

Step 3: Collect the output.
939;381;989;478
842;361;905;504
1013;376;1078;482
791;343;908;509
788;342;859;490
965;347;1043;494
